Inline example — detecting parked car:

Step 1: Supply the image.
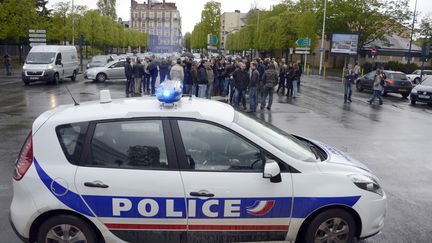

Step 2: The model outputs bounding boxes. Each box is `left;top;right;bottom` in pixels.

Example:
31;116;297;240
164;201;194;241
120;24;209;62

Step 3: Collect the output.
84;59;127;82
406;69;432;85
86;55;111;70
410;76;432;105
356;70;412;98
22;45;79;85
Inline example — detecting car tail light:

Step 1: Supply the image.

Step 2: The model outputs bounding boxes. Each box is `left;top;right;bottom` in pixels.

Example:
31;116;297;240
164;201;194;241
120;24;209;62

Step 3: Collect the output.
13;133;33;181
385;79;394;85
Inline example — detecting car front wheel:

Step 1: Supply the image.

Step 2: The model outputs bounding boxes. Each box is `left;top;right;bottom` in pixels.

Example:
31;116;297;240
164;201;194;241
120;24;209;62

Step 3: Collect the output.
411;100;416;105
402;93;409;99
96;73;107;82
71;70;77;81
356;81;363;92
301;209;357;243
37;215;97;243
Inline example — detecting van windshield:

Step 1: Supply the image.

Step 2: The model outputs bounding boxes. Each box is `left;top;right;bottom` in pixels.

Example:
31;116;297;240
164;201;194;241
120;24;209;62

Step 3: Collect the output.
26;52;56;64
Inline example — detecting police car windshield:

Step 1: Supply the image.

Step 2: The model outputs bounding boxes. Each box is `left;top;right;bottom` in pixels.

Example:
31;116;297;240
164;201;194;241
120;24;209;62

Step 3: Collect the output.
234;112;320;162
26;52;56;64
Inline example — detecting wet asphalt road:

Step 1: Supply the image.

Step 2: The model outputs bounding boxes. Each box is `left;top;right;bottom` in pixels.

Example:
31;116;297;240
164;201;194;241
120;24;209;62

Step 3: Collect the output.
0;72;431;243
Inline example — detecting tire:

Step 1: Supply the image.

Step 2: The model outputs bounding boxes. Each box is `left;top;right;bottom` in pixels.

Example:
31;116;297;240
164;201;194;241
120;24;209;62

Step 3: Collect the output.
71;70;77;81
37;214;97;243
414;78;420;85
301;209;357;243
411;100;416;105
356;81;363;92
402;93;409;99
53;73;60;85
96;73;107;83
23;81;30;86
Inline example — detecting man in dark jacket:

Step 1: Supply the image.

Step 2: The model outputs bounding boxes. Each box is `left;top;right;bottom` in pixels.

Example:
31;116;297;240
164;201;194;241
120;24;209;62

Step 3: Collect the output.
159;58;170;83
232;62;249;109
183;61;193;95
260;63;278;110
133;59;144;96
249;62;260;112
197;60;208;98
124;57;133;95
148;57;158;95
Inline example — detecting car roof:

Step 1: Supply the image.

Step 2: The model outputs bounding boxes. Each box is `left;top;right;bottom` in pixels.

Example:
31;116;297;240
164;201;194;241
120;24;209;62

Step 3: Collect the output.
44;97;235;126
383;70;405;74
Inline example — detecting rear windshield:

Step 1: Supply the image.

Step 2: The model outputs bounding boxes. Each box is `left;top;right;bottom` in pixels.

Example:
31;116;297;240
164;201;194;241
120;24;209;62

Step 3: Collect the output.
56;123;89;164
388;73;407;80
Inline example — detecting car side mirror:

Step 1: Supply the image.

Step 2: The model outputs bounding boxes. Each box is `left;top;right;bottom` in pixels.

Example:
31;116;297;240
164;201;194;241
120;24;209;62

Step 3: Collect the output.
263;160;281;183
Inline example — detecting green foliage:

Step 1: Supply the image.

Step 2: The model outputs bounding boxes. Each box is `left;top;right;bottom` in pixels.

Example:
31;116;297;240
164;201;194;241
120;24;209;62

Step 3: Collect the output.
97;0;117;20
183;32;191;51
190;1;221;49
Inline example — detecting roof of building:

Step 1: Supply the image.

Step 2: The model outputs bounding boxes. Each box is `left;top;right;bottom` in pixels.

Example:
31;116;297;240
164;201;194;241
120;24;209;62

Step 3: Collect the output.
131;0;178;10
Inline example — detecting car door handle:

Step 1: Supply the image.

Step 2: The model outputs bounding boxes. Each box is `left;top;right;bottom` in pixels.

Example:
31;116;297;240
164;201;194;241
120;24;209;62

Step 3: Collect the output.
84;181;109;188
190;191;215;197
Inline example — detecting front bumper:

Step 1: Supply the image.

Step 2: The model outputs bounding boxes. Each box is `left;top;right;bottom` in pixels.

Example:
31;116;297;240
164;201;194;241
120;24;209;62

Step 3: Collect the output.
410;93;432;104
84;72;96;80
384;86;412;94
354;192;387;238
22;70;55;83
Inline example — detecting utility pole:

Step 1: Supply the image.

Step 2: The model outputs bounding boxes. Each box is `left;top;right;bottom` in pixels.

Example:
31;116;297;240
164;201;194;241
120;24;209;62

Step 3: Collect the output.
72;0;75;46
407;0;418;64
318;0;327;76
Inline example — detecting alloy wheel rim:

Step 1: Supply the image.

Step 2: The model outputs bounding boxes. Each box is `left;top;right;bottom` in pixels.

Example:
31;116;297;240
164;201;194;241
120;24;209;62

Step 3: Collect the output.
314;217;350;243
45;224;87;243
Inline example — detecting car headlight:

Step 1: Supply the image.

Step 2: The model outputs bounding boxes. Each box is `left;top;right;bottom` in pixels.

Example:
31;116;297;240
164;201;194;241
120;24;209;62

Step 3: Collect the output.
23;65;27;70
411;88;417;94
47;64;53;69
349;174;383;196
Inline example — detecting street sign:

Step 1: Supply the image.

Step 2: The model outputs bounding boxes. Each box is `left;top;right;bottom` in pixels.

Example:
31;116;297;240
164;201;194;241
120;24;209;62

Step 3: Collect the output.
207;45;217;51
296;38;311;47
295;51;310;54
29;29;46;34
295;47;310;51
29;38;47;42
207;34;219;46
30;43;46;47
29;33;46;38
422;42;430;57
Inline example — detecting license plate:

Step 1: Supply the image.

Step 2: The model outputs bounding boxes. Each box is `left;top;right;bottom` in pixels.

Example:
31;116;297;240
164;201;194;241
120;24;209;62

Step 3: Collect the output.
29;77;39;80
399;89;407;92
419;95;430;99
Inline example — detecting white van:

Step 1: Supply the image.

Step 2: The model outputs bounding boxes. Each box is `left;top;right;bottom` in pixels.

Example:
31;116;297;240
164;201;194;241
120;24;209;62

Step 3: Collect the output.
22;45;79;85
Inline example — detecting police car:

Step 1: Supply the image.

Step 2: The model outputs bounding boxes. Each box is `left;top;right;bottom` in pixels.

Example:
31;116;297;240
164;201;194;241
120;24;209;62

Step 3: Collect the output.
10;81;386;243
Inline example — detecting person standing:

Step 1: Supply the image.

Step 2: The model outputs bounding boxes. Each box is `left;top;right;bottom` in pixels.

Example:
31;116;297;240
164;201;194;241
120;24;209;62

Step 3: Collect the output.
191;61;199;96
124;57;133;95
142;57;151;94
249;62;260;112
133;59;144;96
260;63;278;110
297;60;303;92
285;63;294;97
292;63;301;98
354;62;361;78
232;62;249;109
170;58;184;82
277;64;287;94
214;58;225;96
368;68;384;105
344;64;355;103
206;61;215;99
183;61;193;95
159;58;169;83
148;57;158;95
3;53;12;76
197;60;208;98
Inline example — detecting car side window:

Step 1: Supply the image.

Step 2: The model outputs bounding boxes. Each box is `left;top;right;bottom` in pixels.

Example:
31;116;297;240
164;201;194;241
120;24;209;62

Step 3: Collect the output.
114;61;125;68
177;120;266;172
57;122;89;165
88;120;169;170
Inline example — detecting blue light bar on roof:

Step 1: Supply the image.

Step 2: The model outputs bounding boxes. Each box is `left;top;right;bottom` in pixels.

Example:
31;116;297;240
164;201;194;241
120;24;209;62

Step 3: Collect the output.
156;80;183;103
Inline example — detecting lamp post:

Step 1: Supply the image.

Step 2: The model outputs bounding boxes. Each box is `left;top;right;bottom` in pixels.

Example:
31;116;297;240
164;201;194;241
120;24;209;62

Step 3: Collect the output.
407;0;418;64
318;0;327;76
72;0;75;46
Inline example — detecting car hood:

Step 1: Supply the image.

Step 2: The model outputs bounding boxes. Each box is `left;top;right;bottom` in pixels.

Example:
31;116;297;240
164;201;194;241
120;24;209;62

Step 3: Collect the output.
314;141;371;172
24;64;50;71
413;85;432;93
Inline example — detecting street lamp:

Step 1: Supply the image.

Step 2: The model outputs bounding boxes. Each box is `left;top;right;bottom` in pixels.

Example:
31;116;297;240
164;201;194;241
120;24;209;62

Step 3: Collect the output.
318;0;327;76
407;0;418;64
72;0;75;46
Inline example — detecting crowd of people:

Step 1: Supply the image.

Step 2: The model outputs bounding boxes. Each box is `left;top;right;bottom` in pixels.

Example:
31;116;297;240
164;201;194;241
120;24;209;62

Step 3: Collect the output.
123;55;304;112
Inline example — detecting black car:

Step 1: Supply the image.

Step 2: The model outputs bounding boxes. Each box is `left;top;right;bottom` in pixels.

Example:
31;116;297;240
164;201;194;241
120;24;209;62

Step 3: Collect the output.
410;77;432;105
356;70;412;98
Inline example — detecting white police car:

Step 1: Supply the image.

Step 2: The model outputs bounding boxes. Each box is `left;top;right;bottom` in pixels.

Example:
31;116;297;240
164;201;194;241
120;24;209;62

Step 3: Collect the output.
10;81;386;243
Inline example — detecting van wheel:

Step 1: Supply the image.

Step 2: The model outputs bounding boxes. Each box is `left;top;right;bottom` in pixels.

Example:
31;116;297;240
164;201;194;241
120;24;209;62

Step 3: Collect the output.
37;215;97;243
96;73;106;83
23;81;30;86
53;73;60;85
71;71;77;81
356;82;363;92
301;209;356;243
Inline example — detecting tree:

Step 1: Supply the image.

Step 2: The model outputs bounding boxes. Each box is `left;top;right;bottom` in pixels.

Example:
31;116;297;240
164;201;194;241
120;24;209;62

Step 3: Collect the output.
97;0;117;20
201;1;221;47
418;15;432;41
36;0;51;18
183;32;192;51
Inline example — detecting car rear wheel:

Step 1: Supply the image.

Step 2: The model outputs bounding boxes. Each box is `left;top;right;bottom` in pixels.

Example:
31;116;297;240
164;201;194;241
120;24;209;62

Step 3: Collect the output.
302;209;356;243
71;71;77;81
402;93;409;99
356;81;363;92
37;215;97;243
96;73;106;82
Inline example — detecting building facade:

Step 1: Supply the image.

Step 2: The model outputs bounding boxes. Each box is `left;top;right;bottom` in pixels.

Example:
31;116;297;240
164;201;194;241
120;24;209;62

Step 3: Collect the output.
220;10;247;50
130;0;182;53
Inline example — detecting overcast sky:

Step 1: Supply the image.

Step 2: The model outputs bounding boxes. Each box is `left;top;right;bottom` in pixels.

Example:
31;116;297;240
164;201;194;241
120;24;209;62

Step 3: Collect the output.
48;0;432;34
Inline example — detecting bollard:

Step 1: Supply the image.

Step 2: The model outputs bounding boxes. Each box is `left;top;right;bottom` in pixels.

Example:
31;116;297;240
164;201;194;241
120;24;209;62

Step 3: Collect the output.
342;67;345;82
307;65;310;76
323;67;326;80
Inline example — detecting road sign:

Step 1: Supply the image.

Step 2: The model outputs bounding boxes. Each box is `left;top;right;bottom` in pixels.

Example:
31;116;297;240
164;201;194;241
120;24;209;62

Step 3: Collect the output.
30;43;47;47
207;34;219;46
295;51;310;54
29;38;47;42
29;33;46;38
296;38;311;47
207;45;217;51
295;47;310;51
29;29;46;34
422;42;430;57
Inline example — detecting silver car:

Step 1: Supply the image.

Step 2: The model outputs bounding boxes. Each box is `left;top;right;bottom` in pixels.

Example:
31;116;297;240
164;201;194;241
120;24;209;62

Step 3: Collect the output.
84;60;127;82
